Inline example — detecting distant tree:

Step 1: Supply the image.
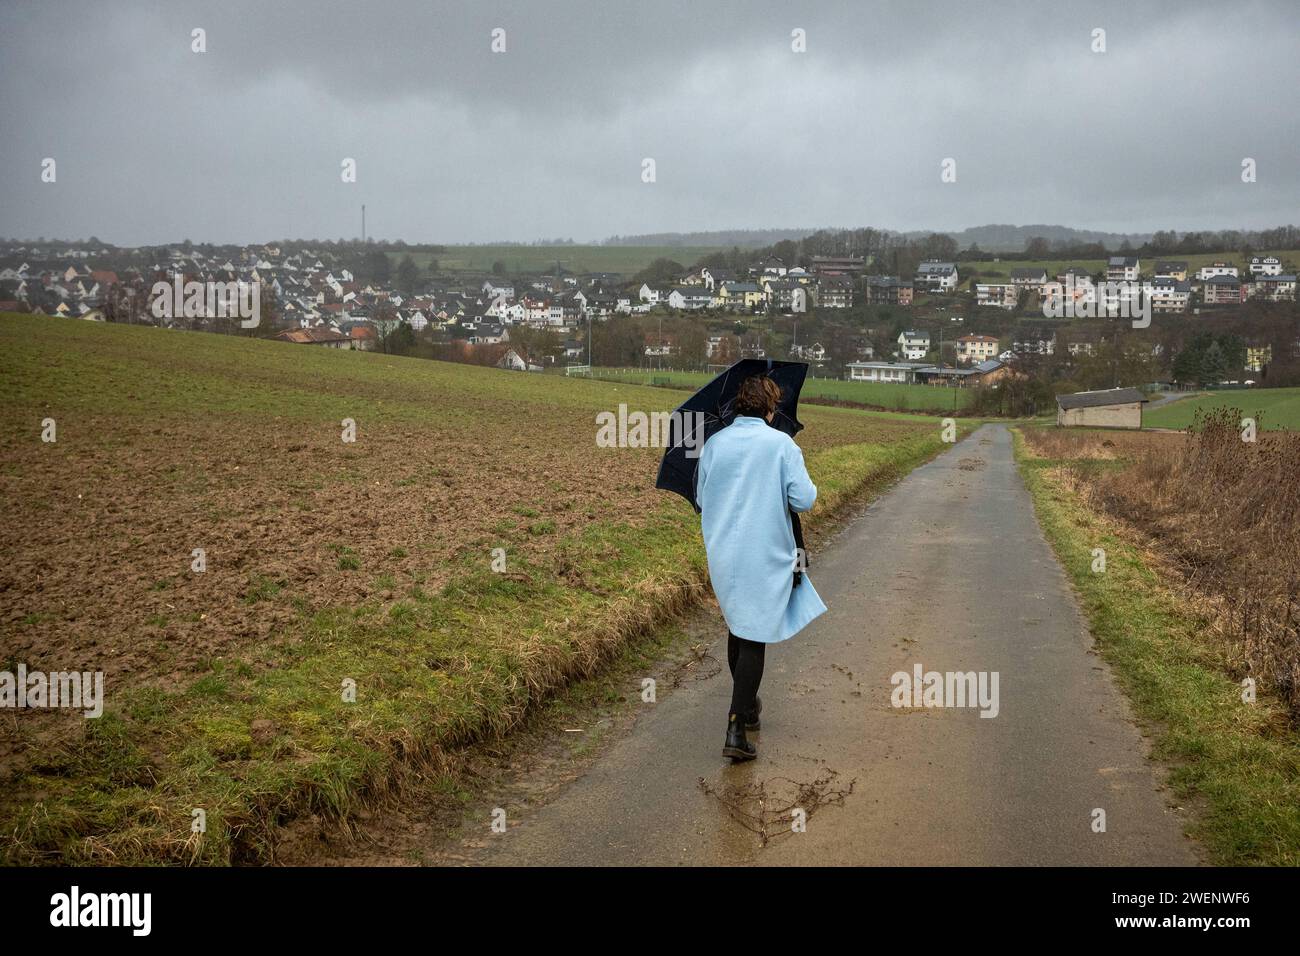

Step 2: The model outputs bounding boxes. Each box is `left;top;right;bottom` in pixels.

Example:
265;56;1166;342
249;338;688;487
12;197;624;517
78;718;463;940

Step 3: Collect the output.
592;315;644;366
1172;331;1247;385
693;251;732;272
632;258;686;286
712;333;740;365
491;260;507;276
1217;333;1247;372
251;285;281;337
921;233;959;260
1149;230;1179;253
1201;340;1227;383
395;255;419;297
673;319;709;368
364;250;391;285
383;320;416;356
771;240;799;266
1024;236;1052;258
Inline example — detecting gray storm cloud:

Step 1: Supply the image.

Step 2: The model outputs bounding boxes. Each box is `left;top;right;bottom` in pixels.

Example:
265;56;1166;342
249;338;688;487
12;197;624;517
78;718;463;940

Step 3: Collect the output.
1;0;1295;244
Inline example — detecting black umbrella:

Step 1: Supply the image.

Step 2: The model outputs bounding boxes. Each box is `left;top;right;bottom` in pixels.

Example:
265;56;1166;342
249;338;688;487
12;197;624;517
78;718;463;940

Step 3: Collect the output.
654;358;810;585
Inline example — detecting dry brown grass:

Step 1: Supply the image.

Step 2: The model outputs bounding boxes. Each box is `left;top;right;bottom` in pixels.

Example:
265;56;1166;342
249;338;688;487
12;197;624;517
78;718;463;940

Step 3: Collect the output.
1021;426;1180;462
1027;414;1300;716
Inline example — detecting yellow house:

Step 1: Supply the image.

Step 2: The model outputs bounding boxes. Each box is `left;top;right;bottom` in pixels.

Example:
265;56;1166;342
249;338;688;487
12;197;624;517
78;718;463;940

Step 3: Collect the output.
718;282;764;310
1154;260;1189;281
1246;345;1272;372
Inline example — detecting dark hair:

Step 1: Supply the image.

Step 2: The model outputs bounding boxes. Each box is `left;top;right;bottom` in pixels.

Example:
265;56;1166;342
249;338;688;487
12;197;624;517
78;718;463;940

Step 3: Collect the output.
735;374;781;418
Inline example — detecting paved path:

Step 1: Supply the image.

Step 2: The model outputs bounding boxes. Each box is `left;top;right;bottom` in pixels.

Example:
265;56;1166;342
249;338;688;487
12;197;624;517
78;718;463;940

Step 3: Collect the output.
457;425;1198;865
1145;390;1202;410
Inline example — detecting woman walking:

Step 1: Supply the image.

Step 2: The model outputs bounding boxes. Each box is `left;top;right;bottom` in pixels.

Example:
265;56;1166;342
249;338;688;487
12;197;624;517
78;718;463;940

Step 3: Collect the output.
696;374;826;762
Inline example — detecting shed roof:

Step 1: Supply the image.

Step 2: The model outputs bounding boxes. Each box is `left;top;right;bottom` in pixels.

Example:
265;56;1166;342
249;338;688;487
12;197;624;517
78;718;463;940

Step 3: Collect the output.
1056;387;1147;410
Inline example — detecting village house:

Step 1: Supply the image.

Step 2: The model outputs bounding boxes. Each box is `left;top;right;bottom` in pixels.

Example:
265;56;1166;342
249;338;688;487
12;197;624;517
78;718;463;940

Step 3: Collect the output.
667;287;714;310
817;275;854;308
1245;344;1272;371
1042;269;1097;309
865;275;914;306
897;329;931;360
1250;274;1297;302
1106;256;1141;281
1248;255;1283;276
845;361;930;384
348;324;378;350
1010;267;1048;291
762;279;803;311
1203;273;1246;305
915;260;959;292
975;283;1017;310
717;281;763;311
495;348;528;371
1149;277;1191;313
968;358;1014;386
1154;260;1189;281
699;266;736;289
1011;328;1056;356
957;334;999;364
468;321;507;344
790;341;827;362
1098;279;1154;317
1196;261;1238;281
810;255;866;275
274;327;352;348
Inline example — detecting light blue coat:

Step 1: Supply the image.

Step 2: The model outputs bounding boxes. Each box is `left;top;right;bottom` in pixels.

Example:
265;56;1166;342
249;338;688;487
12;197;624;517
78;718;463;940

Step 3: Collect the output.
696;415;827;644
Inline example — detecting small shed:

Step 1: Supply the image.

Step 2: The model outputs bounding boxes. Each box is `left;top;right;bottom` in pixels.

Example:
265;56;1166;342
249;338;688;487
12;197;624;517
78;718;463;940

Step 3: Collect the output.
1055;387;1148;429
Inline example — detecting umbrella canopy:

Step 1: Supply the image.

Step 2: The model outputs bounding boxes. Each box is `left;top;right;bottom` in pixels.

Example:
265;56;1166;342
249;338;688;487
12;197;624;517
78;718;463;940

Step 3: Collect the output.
654;358;808;512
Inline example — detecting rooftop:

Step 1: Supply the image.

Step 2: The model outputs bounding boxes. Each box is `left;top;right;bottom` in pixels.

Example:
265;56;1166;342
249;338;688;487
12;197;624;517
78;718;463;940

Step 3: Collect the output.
1056;387;1148;410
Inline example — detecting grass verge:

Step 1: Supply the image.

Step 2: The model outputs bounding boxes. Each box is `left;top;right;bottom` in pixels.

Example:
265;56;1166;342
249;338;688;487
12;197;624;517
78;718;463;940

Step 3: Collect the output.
1013;428;1300;865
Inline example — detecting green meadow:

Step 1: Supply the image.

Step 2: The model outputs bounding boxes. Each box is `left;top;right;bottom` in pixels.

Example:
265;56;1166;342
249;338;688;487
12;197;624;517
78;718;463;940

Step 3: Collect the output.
1145;388;1300;431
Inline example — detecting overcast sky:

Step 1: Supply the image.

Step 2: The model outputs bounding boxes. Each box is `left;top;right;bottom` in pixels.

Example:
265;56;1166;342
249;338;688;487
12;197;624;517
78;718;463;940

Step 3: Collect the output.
2;0;1296;246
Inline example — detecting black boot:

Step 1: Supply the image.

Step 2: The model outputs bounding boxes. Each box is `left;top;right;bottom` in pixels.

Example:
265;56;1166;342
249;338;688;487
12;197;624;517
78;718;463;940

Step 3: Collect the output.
723;713;757;762
745;695;762;732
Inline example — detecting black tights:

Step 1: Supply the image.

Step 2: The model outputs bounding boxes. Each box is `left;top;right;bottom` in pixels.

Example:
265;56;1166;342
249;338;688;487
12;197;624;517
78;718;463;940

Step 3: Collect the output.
727;632;765;717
